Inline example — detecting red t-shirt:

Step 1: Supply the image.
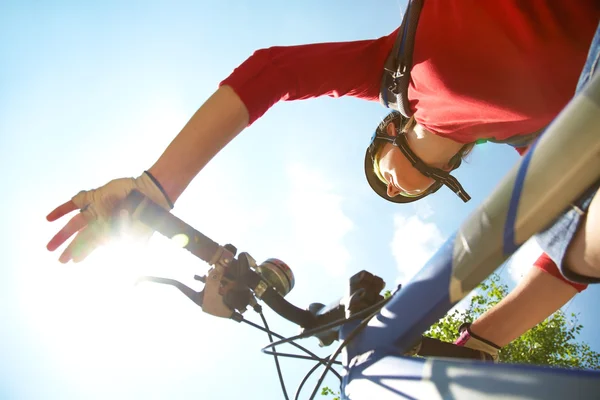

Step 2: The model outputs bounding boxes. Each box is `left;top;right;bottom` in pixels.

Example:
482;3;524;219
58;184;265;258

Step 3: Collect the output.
410;0;599;143
220;0;597;290
221;0;599;137
220;33;395;124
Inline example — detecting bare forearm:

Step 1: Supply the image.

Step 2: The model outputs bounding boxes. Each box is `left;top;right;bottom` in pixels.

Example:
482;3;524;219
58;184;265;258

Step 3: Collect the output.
470;266;577;347
148;85;249;202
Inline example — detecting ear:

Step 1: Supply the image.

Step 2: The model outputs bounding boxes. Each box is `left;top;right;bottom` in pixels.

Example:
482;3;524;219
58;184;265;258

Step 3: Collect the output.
386;121;398;136
443;154;462;171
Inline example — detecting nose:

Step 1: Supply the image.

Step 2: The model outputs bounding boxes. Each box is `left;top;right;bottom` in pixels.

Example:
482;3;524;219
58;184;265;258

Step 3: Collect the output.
386;182;400;197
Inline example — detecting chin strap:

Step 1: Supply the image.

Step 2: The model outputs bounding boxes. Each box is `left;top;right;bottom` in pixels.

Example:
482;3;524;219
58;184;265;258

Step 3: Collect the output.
392;134;472;202
455;322;501;362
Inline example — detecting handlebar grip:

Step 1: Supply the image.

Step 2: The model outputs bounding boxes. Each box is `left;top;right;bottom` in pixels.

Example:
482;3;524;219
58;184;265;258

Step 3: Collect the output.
122;190;221;264
417;336;492;360
260;286;316;327
304;301;346;346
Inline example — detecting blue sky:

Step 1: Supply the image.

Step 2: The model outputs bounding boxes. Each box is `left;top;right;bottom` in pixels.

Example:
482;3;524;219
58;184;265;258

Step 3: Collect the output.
2;1;599;399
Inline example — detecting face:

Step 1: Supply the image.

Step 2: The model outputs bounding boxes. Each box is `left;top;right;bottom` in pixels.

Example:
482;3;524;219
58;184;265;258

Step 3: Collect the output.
377;122;437;198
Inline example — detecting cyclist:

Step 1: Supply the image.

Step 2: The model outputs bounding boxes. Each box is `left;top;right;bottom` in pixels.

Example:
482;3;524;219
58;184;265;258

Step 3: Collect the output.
366;111;595;360
46;1;600;361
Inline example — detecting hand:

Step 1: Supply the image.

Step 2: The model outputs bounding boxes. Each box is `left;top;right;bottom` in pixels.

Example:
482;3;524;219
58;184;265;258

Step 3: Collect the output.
46;171;173;264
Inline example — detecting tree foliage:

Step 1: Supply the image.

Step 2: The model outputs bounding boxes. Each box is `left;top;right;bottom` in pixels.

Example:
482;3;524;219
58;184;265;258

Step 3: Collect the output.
321;386;339;400
323;274;599;398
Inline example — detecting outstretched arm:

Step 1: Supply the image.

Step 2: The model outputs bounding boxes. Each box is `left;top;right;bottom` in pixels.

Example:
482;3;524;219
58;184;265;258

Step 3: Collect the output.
46;30;396;263
148;85;249;203
135;29;399;200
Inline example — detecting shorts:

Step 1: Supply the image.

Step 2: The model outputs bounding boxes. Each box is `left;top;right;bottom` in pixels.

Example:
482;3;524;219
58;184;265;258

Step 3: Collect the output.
535;181;600;284
535;22;600;284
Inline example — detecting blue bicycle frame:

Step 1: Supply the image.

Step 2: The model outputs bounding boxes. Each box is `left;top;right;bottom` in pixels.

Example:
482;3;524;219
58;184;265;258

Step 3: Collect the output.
339;67;600;399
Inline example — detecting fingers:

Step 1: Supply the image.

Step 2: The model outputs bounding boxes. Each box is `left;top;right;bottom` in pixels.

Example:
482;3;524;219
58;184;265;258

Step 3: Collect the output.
47;212;88;252
47;200;78;222
59;225;103;264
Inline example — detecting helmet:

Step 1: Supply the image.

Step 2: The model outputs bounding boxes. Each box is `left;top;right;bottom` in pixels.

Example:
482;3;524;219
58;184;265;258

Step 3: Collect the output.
364;111;471;203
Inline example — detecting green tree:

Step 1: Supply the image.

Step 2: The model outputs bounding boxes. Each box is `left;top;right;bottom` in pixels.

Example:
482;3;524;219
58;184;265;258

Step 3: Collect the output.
321;386;339;400
323;275;599;398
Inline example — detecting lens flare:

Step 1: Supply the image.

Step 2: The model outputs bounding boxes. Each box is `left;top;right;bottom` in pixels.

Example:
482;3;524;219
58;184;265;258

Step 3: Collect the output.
171;233;189;248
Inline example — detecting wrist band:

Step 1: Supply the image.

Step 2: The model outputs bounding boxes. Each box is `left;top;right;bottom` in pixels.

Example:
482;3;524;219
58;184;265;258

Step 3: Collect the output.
455;322;501;349
144;170;175;209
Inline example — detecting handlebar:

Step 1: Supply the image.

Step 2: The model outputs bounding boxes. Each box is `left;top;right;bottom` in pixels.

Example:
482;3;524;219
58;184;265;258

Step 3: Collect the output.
121;190;492;360
121;189;224;264
122;190;347;335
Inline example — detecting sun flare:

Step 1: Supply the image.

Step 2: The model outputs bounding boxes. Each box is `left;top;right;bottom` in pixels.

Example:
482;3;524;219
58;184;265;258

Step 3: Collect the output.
23;228;214;389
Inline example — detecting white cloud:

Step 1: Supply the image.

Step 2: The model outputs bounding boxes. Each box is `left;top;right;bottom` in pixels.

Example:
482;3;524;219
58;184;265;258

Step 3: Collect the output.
391;214;445;283
505;238;544;283
286;163;354;276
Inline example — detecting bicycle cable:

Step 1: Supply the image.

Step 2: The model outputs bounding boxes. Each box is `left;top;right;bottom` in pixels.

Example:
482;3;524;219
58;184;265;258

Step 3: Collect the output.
261;350;336;363
308;306;383;400
240;306;344;400
257;296;391;400
258;311;289;400
243;316;342;400
295;357;338;400
262;296;392;352
241;317;343;378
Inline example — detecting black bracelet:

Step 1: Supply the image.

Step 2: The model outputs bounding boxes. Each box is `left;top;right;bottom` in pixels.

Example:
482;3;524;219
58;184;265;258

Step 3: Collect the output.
460;322;501;350
144;170;175;209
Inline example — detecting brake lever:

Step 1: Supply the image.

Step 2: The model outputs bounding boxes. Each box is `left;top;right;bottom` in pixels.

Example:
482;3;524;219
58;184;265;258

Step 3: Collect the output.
136;276;204;307
136;268;240;320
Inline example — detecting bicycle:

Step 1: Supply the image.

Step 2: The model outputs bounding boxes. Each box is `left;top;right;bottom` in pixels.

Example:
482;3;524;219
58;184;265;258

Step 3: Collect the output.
122;71;600;399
